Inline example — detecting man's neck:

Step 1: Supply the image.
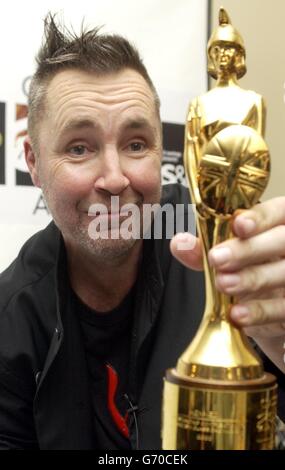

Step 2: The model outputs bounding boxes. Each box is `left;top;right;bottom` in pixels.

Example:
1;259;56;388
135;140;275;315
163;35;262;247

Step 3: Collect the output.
66;240;143;313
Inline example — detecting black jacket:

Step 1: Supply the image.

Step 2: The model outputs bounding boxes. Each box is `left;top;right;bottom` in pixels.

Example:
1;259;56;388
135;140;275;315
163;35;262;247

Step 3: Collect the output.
0;184;284;450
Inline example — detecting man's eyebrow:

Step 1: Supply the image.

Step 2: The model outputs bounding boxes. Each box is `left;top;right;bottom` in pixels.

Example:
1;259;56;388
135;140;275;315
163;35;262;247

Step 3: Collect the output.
121;117;157;134
59;117;157;135
60;118;98;133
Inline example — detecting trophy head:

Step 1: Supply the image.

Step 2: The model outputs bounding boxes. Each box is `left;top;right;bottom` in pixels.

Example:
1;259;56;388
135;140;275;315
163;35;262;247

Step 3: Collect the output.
207;8;246;79
198;125;270;216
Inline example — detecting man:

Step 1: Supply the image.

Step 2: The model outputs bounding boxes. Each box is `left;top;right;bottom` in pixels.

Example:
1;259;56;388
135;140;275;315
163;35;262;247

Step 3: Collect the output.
0;15;284;450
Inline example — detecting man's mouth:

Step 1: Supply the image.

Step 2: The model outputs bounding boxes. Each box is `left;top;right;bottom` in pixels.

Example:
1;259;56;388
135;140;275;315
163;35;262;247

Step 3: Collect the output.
88;211;131;218
87;203;142;218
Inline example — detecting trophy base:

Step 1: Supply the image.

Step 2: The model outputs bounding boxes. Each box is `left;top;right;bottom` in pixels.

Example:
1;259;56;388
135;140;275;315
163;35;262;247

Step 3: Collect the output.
162;368;277;450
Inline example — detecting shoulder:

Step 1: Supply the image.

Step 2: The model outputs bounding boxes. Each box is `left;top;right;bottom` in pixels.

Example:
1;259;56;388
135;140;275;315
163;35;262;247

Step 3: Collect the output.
161;183;191;206
0;221;61;351
160;183;194;234
0;221;60;312
0;222;61;387
154;184;194;269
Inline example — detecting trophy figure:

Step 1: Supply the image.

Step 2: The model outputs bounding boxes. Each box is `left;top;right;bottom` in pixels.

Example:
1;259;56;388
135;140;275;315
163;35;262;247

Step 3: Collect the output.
162;8;277;450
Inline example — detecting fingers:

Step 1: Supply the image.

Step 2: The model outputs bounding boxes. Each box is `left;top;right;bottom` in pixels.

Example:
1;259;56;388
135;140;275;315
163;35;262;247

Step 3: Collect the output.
230;297;285;329
209;197;285;335
215;258;285;296
209;225;285;272
170;233;203;271
233;197;285;239
244;323;285;339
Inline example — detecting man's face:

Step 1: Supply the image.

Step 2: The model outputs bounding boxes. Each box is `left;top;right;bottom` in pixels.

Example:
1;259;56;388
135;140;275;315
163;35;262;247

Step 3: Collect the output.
29;68;162;260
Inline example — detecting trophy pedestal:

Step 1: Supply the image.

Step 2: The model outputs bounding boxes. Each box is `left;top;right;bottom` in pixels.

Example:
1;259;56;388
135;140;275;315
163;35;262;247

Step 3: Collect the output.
162;369;277;450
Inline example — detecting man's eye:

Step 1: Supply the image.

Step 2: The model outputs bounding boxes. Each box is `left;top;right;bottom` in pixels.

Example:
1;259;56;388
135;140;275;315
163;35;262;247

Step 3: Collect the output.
128;142;146;152
68;145;87;156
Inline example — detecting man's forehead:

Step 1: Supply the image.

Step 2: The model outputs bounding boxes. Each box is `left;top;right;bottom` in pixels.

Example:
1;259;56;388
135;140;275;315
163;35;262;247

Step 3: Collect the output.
44;68;160;132
47;68;155;101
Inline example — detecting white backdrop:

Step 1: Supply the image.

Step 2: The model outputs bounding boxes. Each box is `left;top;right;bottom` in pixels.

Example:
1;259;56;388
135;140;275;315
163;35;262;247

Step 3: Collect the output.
0;0;208;270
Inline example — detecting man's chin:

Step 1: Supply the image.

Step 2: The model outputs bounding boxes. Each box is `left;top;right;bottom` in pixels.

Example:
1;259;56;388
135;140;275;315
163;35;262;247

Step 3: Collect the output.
77;231;141;261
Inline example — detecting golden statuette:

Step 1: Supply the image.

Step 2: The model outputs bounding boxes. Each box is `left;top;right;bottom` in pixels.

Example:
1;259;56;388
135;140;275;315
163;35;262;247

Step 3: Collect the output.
162;8;277;450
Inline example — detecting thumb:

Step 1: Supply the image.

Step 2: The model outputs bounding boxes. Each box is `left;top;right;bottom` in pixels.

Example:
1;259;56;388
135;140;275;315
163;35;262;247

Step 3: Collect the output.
170;233;203;271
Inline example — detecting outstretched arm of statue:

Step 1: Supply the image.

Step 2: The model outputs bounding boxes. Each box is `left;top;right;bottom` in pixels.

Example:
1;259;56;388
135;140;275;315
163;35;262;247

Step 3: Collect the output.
184;100;203;210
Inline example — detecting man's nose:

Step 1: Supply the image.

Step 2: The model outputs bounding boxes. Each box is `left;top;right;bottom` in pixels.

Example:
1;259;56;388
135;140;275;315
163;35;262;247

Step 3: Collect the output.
94;146;130;195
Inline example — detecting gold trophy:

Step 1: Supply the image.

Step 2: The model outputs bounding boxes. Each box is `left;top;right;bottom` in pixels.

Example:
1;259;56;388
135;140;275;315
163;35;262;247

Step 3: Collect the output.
162;8;277;450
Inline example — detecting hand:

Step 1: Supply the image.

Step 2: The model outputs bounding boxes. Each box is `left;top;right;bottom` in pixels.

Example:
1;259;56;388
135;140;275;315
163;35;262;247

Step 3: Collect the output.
171;197;285;339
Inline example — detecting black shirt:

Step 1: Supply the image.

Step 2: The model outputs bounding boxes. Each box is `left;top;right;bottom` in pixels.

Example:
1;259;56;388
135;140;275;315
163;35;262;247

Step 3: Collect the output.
73;287;135;450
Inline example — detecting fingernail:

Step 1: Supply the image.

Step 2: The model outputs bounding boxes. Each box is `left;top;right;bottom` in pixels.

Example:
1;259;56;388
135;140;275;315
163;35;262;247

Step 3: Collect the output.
209;247;232;266
175;232;196;251
175;233;190;242
237;217;256;236
231;305;249;322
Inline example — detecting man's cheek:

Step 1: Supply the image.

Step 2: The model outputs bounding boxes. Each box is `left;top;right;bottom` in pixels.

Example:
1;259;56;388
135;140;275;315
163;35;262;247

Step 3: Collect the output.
46;187;76;216
138;162;161;189
146;170;162;194
135;177;161;201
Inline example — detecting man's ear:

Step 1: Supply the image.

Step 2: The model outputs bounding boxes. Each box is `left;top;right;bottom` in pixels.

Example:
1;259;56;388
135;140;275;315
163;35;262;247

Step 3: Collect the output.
24;136;41;188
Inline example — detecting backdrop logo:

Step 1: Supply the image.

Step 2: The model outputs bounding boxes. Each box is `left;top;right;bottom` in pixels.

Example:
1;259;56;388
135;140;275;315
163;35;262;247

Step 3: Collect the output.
15;76;32;186
0;76;49;215
162;122;187;187
0;102;5;184
15;103;32;186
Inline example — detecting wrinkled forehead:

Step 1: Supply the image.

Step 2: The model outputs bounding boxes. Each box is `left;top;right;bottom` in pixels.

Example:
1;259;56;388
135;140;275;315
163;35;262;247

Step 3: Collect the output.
45;68;159;118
